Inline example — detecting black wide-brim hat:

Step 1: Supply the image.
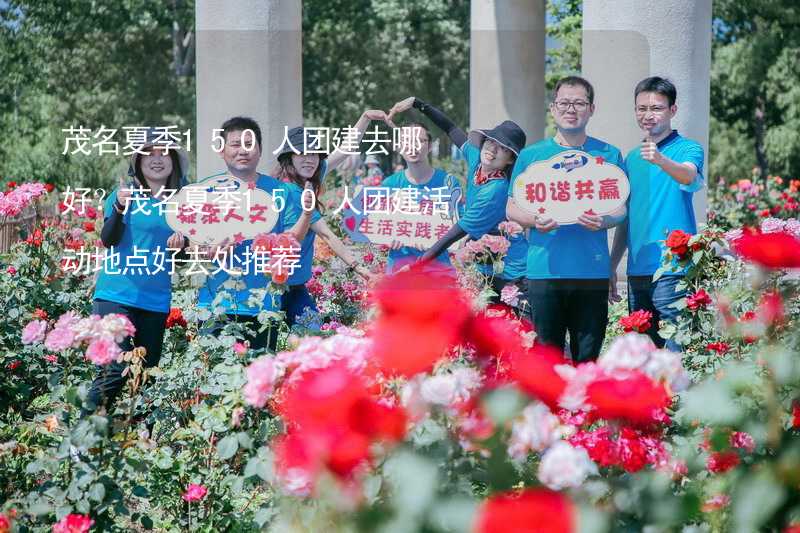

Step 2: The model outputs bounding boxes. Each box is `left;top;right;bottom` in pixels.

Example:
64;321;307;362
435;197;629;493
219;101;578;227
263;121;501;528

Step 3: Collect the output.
276;126;330;159
467;120;526;156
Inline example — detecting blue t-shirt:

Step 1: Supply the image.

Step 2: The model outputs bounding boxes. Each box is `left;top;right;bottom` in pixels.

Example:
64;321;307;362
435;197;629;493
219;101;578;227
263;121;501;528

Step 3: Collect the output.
283;161;327;285
458;143;528;281
625;130;704;276
197;173;287;316
381;168;460;274
509;137;625;280
94;190;176;313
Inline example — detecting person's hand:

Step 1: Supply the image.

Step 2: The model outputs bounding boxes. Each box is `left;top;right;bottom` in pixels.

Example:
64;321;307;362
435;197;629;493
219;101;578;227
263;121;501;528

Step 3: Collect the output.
302;180;316;211
576;211;603;231
534;217;559;233
609;271;622;303
167;231;186;249
115;175;133;212
641;136;664;165
389;239;404;250
362;109;394;128
354;265;375;282
387;97;416;125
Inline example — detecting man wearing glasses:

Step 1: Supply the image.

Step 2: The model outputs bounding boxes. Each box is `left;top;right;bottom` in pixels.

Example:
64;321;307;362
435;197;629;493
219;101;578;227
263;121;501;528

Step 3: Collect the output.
506;76;626;362
610;76;705;352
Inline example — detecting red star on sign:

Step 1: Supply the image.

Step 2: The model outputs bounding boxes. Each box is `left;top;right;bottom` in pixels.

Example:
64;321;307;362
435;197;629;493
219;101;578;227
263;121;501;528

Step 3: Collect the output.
189;228;197;235
538;207;546;214
233;232;245;244
595;156;605;165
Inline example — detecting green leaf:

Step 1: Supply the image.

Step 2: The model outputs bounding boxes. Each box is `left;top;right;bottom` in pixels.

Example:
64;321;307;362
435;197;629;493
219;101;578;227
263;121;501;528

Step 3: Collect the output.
384;451;438;517
140;515;154;529
677;380;743;425
482;387;525;426
732;470;786;532
88;482;106;503
217;434;239;460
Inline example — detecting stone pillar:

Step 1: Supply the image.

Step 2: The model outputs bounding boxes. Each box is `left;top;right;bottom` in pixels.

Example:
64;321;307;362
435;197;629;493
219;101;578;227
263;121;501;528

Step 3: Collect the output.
196;0;302;179
582;0;712;225
470;0;546;142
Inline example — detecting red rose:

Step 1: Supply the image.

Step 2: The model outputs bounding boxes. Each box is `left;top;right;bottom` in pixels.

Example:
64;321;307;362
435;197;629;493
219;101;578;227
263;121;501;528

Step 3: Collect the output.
82;221;95;232
733;231;800;269
792;401;800;429
686;289;712;311
165;308;187;329
665;229;692;259
33;308;48;320
707;450;740;473
619;309;653;333
45;183;55;193
706;342;730;355
585;370;671;426
474;488;575;533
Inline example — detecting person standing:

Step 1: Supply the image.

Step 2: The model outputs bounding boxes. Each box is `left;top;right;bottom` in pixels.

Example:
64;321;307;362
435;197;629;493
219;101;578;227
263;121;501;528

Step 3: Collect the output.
610;76;704;352
506;76;627;362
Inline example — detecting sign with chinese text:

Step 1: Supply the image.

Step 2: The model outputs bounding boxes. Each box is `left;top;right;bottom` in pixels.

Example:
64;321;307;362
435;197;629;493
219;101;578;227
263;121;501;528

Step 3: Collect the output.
165;175;279;246
341;186;462;249
511;150;629;224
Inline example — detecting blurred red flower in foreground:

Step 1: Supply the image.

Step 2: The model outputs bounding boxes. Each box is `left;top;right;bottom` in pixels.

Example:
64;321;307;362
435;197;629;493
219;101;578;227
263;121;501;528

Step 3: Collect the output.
733;231;800;269
371;268;472;377
274;363;406;493
474;488;575;533
585;370;671;426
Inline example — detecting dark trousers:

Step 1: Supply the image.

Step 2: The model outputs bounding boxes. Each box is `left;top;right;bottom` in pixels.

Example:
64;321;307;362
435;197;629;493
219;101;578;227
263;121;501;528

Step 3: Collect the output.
527;278;609;362
627;275;686;352
85;299;168;412
280;284;320;329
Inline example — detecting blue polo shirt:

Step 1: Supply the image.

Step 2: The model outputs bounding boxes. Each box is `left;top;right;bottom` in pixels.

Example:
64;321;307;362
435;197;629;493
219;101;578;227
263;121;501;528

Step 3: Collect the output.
381;168;460;274
283;161;327;285
197;173;287;315
94;190;175;313
625;130;704;276
509;137;625;280
459;142;528;280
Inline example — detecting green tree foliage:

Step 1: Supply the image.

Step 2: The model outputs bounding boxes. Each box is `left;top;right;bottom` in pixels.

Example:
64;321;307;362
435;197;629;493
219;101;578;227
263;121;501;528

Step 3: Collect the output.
710;0;800;181
302;0;469;152
0;0;195;189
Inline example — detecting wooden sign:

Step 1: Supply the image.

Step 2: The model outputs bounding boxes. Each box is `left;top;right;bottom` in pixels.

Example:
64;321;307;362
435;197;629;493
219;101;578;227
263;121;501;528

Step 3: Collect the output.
511;150;629;224
164;175;279;246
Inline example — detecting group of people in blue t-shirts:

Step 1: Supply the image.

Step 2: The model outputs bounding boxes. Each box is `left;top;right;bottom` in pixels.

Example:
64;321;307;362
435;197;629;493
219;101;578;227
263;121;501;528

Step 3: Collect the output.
84;75;704;416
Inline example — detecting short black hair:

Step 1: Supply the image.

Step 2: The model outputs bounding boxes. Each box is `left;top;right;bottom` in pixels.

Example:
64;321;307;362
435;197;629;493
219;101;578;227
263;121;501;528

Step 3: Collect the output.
220;116;262;149
553;76;595;105
634;77;677;107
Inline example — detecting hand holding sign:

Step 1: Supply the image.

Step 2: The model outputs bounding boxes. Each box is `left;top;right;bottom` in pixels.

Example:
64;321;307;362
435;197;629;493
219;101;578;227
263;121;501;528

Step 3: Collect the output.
641;136;664;165
511;150;629;225
576;210;603;231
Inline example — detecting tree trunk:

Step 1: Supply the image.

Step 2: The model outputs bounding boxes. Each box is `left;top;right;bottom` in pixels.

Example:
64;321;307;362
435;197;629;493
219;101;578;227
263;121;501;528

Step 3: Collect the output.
754;93;769;177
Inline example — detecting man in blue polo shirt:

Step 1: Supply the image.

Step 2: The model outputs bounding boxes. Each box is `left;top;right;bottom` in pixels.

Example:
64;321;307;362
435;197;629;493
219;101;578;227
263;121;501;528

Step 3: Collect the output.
610;77;704;352
197;116;313;351
506;76;626;362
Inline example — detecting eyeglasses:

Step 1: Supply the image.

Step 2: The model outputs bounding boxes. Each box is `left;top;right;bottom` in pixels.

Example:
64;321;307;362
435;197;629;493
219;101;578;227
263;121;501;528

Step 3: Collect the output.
553;100;590;112
635;105;669;115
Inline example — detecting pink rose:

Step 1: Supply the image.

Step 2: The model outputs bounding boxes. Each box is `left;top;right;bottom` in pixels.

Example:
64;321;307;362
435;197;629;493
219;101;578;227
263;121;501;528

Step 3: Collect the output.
44;327;76;352
22;320;48;344
182;483;208;502
84;336;121;365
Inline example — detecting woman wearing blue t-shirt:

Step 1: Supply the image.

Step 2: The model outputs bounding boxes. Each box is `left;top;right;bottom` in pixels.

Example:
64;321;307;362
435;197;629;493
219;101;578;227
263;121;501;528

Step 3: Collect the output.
387;96;529;305
381;120;462;275
86;132;189;412
275;124;379;329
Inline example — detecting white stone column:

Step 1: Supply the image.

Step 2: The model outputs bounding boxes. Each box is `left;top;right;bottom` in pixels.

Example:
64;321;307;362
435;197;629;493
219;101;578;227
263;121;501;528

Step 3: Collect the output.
582;0;712;224
470;0;546;141
196;0;302;179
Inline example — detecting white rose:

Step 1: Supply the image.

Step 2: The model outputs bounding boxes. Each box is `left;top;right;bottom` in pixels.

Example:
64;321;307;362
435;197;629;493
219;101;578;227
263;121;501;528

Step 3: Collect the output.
420;375;458;406
537;441;597;490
